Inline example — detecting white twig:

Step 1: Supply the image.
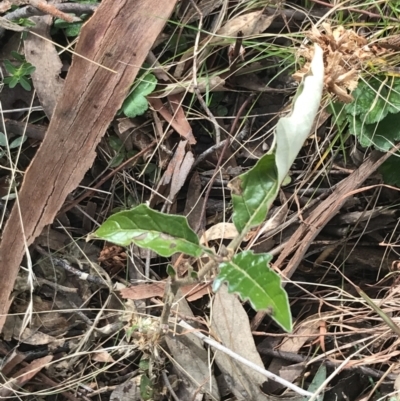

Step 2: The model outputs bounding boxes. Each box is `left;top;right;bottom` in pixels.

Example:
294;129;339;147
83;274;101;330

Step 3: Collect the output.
178;320;314;397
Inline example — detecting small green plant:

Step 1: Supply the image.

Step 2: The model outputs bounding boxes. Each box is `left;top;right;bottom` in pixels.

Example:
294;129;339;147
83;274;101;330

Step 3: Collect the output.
333;76;400;186
0;132;27;158
53;18;83;37
52;0;99;36
3;51;35;91
122;73;157;118
14;18;36;28
89;46;325;333
107;135;134;168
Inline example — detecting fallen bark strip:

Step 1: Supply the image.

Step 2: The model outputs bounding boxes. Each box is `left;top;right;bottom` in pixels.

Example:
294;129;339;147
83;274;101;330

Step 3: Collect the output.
0;0;178;331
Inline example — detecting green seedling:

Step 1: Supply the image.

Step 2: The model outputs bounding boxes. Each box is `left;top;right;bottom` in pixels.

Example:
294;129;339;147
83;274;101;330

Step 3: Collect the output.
122;73;157;118
89;45;325;334
14;18;36;28
3;51;35;91
0;132;27;159
333;76;400;186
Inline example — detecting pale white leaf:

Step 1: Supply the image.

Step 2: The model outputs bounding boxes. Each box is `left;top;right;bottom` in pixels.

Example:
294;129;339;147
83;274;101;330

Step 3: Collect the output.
275;44;324;184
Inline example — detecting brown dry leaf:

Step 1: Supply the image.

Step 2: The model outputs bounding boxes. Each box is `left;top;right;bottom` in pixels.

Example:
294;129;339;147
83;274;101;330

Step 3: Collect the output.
294;23;390;102
152;76;226;97
184;171;204;231
211;286;270;401
166;293;220;400
179;0;223;24
148;97;196;142
168;93;196;144
170;145;194;201
214;10;274;41
200;222;252;244
119;282;211;302
0;355;53;398
0;0;179;332
153;140;194;203
92;349;115;363
0;1;12;13
24;15;64;119
263;314;321;393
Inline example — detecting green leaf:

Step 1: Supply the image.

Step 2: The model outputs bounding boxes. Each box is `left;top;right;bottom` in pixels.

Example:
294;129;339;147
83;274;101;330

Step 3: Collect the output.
230;154;278;233
350;112;400;151
139;357;150;371
90;204;203;257
15;18;36;28
9;135;27;149
213;250;292;332
4;60;17;75
167;264;176;278
345;78;400;124
65;22;83;37
0;132;7;147
328;101;347;128
122;73;157;118
22;64;36;75
10;51;24;62
302;364;326;401
109;152;125;167
140;375;154;401
19;76;32;91
379;152;400;186
8;76;19;88
108;135;124;151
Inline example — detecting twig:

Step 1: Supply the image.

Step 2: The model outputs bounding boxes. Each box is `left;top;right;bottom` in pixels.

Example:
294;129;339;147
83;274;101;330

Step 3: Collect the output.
162;370;181;401
178;320;314;398
34;245;107;287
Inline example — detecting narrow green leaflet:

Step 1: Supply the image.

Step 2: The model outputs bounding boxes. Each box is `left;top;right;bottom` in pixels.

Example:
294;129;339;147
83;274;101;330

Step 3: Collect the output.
89;204;203;257
302;364;326;401
230;154;278;234
213;251;292;332
122;73;157;118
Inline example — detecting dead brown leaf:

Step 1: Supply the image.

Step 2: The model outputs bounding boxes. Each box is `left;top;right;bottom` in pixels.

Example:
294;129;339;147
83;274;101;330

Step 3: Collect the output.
0;355;53;397
119;281;211;302
24;15;64;119
148;96;196;143
168;93;196;144
0;1;12;13
211;286;270;401
214;10;275;41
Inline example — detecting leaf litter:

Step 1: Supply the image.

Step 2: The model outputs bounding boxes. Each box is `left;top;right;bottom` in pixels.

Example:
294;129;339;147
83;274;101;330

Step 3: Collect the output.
1;1;400;400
